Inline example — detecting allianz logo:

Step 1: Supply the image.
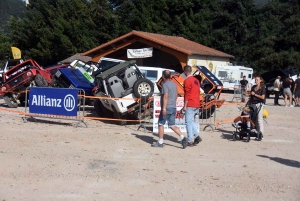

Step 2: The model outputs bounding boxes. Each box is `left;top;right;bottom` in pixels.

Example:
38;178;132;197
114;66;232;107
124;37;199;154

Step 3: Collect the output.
31;94;76;111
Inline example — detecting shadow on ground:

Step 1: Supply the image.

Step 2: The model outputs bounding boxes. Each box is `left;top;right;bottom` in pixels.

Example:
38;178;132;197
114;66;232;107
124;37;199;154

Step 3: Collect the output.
217;128;234;141
257;155;300;168
131;133;182;149
24;116;73;126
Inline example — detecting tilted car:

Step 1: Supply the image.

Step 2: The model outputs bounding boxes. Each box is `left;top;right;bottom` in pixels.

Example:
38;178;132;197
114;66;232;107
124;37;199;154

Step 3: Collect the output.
50;65;96;105
157;65;225;119
92;60;154;124
0;59;68;108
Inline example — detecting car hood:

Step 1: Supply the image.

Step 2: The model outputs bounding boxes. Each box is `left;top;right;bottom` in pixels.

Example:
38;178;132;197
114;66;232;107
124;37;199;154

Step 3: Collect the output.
261;70;287;83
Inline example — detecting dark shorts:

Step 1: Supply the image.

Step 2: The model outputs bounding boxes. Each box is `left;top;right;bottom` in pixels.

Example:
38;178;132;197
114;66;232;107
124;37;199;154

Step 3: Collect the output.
295;90;300;98
158;108;176;127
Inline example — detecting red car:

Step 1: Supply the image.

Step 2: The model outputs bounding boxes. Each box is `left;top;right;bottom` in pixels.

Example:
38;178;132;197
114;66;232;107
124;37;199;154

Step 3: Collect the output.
0;59;68;108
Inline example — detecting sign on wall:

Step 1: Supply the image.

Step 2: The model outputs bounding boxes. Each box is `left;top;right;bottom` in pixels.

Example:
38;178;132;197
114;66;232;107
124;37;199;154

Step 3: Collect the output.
29;87;78;116
153;96;199;133
127;47;153;58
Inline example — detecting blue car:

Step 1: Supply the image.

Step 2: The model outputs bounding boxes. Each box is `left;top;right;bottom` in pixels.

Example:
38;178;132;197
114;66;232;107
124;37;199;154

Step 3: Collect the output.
51;67;96;105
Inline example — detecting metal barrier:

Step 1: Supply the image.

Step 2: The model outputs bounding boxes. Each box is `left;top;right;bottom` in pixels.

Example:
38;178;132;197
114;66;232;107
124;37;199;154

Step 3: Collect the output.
137;94;153;132
232;84;243;102
199;94;218;131
23;87;87;128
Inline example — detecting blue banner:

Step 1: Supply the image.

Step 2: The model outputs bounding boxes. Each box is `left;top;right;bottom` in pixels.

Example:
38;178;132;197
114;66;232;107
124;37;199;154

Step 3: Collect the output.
29;87;78;116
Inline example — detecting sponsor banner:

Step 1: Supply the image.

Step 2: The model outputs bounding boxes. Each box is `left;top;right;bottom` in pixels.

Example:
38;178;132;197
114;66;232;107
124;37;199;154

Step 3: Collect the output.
153;96;199;133
127;47;153;58
29;87;78;116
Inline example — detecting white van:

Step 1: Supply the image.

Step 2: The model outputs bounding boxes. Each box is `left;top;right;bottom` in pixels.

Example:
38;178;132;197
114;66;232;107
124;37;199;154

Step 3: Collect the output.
215;65;253;90
138;66;176;95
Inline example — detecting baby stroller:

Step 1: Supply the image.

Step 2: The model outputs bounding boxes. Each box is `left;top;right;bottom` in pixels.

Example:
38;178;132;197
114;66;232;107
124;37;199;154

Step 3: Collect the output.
232;102;263;142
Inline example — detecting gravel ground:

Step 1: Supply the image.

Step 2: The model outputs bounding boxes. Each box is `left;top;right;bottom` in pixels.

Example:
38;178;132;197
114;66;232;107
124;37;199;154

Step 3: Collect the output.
0;93;299;201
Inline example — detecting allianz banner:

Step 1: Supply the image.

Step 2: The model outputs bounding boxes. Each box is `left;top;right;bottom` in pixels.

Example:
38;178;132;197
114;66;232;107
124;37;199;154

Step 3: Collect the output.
29;87;78;116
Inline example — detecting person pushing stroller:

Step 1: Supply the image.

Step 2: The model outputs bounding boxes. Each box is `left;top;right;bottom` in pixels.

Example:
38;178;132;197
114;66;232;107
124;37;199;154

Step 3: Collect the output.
232;76;265;142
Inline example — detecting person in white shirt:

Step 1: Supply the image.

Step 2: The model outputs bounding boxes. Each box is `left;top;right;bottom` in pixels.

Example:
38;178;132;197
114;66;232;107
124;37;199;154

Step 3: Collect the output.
273;76;281;106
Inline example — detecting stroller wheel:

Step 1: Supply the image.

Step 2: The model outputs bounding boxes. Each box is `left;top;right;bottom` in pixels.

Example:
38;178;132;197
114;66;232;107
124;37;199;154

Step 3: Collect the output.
246;133;250;142
232;132;237;141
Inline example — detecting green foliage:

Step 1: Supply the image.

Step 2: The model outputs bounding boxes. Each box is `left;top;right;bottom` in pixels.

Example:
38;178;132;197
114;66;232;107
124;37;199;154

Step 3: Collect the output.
0;0;25;32
1;0;299;73
7;0;119;65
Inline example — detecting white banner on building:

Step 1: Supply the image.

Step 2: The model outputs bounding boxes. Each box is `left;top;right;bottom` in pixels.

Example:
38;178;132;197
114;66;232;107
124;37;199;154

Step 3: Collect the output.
127;47;153;58
153;96;199;133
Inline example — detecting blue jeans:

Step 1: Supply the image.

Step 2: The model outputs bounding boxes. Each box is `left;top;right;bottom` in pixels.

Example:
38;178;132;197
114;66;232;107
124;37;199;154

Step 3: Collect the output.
185;107;200;142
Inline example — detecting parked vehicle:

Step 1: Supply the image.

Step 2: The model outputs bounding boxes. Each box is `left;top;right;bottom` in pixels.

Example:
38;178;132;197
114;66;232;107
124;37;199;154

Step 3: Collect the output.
138;66;177;95
93;60;154;124
215;65;253;90
0;59;68;108
157;66;225;119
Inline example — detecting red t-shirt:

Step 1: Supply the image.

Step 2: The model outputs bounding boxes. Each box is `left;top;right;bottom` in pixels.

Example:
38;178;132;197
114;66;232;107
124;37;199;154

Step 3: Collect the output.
184;76;200;108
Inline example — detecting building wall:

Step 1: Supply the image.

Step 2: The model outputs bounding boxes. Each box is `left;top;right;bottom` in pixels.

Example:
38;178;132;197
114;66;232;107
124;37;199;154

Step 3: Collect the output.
187;55;230;75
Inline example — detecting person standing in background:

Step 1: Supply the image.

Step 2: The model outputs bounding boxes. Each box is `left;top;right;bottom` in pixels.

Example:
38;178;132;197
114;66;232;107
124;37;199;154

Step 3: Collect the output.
294;74;300;107
273;76;281;106
282;77;293;107
240;75;248;102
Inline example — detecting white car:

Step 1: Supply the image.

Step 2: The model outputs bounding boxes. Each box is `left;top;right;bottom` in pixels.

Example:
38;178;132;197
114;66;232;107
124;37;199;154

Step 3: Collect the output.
93;60;154;125
138;66;177;95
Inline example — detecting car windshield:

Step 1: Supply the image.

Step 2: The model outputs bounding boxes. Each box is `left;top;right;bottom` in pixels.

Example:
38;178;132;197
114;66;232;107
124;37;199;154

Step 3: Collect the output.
98;60;121;72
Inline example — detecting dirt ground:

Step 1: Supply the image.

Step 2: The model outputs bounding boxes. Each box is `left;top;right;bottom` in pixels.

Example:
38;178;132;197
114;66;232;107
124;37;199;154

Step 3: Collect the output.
0;93;299;201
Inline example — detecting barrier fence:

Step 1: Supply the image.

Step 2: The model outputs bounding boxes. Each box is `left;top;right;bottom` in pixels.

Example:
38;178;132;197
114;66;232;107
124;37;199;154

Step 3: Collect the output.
1;88;248;132
22;87;87;128
232;84;247;102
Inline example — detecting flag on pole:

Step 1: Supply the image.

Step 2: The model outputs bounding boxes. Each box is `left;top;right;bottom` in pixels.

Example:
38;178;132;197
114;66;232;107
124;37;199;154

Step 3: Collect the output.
11;47;22;59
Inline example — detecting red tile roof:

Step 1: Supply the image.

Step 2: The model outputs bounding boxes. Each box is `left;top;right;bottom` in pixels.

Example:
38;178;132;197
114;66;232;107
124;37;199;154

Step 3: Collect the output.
82;30;234;58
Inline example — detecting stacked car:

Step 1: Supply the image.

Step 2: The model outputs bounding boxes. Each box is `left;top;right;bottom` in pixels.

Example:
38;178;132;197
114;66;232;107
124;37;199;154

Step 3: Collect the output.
157;65;225;119
0;59;68;107
92;60;154;124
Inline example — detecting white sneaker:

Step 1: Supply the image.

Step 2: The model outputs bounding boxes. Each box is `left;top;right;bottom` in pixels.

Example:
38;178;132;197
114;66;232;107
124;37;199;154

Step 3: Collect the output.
290;105;294;107
285;105;288;107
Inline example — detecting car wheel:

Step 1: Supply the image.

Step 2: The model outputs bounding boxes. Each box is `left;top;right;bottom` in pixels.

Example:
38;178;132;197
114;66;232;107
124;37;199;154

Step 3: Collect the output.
50;78;58;87
3;93;18;108
133;78;154;102
35;74;48;87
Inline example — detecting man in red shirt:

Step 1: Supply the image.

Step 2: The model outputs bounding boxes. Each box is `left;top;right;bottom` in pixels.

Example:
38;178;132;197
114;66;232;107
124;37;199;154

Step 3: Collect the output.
182;65;202;146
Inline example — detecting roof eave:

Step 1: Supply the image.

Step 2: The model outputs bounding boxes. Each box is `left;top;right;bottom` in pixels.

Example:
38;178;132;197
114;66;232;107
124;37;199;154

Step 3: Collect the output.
191;53;234;58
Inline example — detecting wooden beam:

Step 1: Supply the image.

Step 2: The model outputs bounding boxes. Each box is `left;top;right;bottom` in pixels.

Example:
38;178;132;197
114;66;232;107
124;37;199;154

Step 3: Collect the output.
92;38;138;62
